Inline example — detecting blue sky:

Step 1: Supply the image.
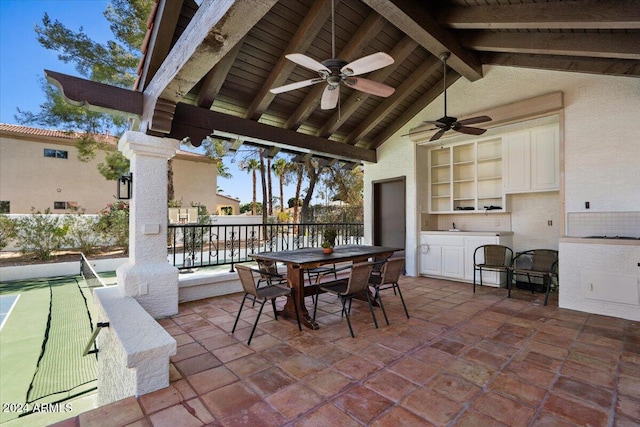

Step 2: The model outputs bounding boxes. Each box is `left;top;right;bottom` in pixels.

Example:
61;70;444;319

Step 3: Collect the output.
0;0;313;206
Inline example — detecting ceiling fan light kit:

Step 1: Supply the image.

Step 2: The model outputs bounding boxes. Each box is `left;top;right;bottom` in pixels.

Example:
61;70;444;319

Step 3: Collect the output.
269;1;395;110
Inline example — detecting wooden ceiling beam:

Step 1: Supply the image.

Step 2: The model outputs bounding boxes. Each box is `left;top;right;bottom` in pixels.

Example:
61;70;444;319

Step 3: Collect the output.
45;70;142;116
368;73;462;149
138;0;184;91
196;37;245;109
317;36;419;138
481;52;640;78
361;0;483;81
141;0;277;133
344;56;441;145
245;0;336;120
284;12;387;130
438;1;640;30
461;31;640;60
168;103;376;163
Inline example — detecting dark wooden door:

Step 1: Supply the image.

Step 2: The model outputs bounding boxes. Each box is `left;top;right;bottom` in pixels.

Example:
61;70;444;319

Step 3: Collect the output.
372;177;406;253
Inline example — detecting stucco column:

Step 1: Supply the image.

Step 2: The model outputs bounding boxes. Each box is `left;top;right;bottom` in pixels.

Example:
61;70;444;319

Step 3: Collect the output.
116;131;179;318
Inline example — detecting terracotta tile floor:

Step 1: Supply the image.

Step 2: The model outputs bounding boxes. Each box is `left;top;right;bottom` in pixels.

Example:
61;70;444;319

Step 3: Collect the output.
54;276;640;426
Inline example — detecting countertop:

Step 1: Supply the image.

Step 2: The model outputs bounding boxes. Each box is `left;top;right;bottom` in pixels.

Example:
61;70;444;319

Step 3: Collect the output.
560;237;640;246
421;230;514;236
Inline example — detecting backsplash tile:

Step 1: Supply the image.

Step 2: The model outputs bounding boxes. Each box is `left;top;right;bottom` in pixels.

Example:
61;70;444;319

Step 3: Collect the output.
567;211;640;238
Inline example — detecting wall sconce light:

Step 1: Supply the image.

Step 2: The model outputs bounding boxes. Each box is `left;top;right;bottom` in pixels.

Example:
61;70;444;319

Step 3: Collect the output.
117;173;133;200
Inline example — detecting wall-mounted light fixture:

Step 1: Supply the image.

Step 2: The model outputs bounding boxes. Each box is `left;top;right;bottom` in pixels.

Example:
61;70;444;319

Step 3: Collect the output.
117;173;133;200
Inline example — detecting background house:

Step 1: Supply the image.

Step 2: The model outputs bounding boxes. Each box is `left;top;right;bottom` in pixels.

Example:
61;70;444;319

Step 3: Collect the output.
0;124;221;214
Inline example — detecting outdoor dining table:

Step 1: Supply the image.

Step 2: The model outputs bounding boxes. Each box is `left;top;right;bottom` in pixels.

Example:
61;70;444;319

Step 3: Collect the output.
250;245;401;330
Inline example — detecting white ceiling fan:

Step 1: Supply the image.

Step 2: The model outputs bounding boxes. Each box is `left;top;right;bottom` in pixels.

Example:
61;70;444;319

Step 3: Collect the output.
269;0;395;110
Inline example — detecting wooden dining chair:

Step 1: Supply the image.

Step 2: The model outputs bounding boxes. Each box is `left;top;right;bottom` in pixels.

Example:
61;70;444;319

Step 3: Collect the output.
232;264;301;345
312;262;377;338
368;257;409;325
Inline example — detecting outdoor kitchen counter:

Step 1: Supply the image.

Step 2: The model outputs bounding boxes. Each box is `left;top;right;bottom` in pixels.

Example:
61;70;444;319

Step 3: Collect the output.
421;231;514;236
560;237;640;246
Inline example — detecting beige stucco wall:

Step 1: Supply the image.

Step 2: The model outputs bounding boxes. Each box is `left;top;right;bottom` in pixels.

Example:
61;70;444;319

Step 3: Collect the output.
172;156;217;214
0;132;219;214
0;135;115;213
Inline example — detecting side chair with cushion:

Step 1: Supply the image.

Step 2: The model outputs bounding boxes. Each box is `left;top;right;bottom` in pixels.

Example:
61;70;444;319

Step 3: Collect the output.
312;262;377;338
473;244;514;295
368;257;409;325
232;264;301;345
512;249;559;306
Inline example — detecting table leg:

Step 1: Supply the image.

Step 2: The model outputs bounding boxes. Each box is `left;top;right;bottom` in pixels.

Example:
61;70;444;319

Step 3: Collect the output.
279;264;319;330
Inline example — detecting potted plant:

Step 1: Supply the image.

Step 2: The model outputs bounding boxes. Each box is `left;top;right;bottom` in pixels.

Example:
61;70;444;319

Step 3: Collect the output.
321;227;337;254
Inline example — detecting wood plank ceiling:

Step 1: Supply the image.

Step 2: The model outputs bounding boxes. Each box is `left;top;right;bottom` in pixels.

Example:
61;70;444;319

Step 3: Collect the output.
108;0;640;163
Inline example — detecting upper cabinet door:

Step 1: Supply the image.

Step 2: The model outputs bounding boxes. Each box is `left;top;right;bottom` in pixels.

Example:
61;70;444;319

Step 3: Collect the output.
530;126;559;191
504;124;559;194
504;132;531;193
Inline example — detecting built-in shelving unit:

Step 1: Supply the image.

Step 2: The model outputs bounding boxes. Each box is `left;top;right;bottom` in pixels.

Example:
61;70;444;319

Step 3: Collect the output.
428;137;505;213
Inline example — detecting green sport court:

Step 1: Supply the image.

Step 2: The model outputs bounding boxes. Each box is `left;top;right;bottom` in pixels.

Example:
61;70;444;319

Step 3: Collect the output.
0;271;116;426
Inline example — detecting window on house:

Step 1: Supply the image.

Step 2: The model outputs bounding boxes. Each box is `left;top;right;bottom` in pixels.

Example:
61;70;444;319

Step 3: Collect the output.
0;201;9;213
44;149;68;159
53;201;77;210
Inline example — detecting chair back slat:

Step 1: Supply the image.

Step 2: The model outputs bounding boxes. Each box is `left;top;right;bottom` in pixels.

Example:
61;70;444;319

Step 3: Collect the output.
344;262;374;294
531;250;558;273
482;245;512;267
236;265;260;297
381;257;405;284
257;259;280;279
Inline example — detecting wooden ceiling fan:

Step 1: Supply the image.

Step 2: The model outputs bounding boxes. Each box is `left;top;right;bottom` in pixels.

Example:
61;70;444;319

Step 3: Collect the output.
269;0;395;110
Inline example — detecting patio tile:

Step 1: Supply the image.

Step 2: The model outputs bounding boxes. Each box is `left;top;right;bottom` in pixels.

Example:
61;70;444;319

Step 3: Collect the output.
244;366;296;397
294;403;360;427
489;372;547;406
78;396;143;426
211;342;255;363
389;356;439;385
277;353;327;379
471;391;536;427
187;365;238;395
201;382;262;419
616;394;640;421
552;376;614;409
401;387;463;426
303;367;353;396
218;401;286;427
224;352;271;378
265;383;324;420
428;372;481;403
364;370;417;403
541;392;609;426
333;353;384;380
370;406;434;427
147;401;209;427
333;385;394;424
174;351;222;376
139;383;188;414
455;409;509;427
443;358;495;387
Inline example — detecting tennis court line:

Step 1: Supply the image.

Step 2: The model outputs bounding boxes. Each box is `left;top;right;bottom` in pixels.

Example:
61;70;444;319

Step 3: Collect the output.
0;294;21;332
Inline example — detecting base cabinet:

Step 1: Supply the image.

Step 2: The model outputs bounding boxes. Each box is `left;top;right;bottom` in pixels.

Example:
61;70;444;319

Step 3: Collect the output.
420;233;513;286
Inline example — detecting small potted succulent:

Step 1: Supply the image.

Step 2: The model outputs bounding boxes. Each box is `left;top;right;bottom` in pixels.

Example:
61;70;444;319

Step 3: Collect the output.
321;227;337;254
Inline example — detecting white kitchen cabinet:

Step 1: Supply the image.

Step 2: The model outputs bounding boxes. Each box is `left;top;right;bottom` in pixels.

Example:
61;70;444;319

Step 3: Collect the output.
504;124;559;193
419;234;464;279
420;232;513;285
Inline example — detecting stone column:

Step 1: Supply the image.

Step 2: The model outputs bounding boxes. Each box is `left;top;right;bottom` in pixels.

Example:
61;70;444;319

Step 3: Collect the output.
116;131;179;318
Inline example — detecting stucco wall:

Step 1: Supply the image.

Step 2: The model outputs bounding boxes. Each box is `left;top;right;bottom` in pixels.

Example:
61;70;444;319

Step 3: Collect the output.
366;65;640;276
0;136;114;213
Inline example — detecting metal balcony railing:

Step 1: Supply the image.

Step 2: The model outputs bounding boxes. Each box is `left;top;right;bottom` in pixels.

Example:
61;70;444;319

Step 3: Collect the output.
167;222;364;271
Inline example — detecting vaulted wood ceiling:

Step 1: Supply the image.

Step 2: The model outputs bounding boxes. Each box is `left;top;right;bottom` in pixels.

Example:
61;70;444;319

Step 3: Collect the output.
49;0;640;164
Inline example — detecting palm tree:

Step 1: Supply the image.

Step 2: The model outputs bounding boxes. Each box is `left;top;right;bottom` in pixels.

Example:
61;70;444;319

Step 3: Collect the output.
272;158;288;213
239;158;260;215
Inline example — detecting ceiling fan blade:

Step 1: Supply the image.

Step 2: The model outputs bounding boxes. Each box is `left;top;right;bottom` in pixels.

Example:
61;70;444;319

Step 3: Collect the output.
344;77;395;97
456;115;492;126
454;125;487;136
341;52;394;76
321;85;340;110
270;78;324;94
430;129;447;141
285;53;330;73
